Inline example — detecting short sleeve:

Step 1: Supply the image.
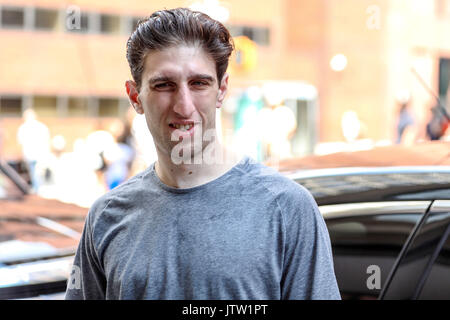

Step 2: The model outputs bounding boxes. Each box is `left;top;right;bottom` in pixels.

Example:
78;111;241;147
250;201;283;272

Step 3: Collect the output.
279;185;341;300
65;209;106;300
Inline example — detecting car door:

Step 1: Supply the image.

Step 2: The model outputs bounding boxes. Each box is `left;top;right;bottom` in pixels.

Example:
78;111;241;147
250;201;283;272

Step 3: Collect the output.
380;200;450;300
321;201;431;300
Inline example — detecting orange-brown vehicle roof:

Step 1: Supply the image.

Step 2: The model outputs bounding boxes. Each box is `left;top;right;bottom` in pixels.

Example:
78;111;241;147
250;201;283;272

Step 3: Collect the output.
0;195;87;250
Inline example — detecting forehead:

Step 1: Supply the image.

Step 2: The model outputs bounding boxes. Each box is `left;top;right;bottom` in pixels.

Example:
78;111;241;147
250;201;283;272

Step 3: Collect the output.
142;45;217;82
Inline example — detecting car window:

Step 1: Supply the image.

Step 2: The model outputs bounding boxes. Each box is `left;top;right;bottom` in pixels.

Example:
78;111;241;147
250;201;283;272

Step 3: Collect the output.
382;205;450;299
417;223;450;300
295;172;450;205
390;188;450;201
325;209;424;300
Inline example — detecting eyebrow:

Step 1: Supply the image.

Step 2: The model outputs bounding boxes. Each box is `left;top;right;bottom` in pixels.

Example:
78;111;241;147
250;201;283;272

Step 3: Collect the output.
148;76;172;85
191;74;215;83
148;74;215;85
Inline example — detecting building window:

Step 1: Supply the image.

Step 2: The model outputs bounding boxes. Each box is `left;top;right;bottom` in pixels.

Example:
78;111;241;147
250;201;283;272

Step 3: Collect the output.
1;6;25;29
99;98;119;117
119;98;131;117
68;97;88;117
252;27;270;46
0;96;22;117
131;17;143;32
439;58;450;105
66;11;89;33
79;13;89;33
241;27;255;41
34;8;59;31
227;25;241;37
227;25;271;46
100;14;120;34
33;96;57;117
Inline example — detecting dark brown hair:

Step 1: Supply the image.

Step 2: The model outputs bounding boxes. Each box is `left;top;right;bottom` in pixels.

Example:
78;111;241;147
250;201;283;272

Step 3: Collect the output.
126;8;234;91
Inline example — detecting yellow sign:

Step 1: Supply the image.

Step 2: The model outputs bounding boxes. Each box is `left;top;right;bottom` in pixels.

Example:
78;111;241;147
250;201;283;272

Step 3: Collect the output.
230;36;257;73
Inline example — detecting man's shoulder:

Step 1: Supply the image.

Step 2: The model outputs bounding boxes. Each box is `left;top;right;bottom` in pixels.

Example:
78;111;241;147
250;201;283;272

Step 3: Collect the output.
232;158;315;208
237;157;314;202
241;159;323;229
87;168;150;222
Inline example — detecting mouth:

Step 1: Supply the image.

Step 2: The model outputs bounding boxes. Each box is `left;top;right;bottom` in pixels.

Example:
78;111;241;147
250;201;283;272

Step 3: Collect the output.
169;122;195;131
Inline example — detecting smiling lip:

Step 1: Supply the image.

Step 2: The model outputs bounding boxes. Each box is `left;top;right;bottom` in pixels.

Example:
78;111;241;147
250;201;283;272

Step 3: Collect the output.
168;121;198;133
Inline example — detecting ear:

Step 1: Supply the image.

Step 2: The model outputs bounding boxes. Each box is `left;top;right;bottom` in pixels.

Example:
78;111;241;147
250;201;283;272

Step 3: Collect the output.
125;80;144;114
216;73;229;109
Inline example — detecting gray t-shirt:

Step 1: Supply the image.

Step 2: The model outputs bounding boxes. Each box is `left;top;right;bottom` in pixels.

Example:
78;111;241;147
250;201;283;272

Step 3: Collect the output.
65;156;340;299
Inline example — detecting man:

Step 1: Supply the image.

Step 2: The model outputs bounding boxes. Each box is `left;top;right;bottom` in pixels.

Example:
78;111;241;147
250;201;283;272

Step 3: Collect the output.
65;8;340;300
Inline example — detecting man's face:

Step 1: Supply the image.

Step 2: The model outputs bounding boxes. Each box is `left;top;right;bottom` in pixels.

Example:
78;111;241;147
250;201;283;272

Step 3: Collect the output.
126;45;228;161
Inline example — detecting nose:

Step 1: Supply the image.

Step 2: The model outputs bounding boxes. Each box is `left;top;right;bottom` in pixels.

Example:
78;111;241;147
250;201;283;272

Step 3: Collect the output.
172;84;195;118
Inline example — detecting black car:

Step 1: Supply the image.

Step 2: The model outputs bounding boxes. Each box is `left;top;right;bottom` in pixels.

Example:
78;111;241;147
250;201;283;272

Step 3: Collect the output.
287;166;450;300
3;160;450;300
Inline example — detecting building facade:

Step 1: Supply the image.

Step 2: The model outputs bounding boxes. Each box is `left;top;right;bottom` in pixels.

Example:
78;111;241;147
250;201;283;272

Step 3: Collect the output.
1;0;449;161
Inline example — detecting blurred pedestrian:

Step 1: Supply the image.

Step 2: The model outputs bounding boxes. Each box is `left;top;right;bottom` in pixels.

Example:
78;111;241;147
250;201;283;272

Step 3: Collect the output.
395;91;416;145
49;137;107;207
103;120;135;190
426;104;449;140
16;108;51;192
129;109;158;175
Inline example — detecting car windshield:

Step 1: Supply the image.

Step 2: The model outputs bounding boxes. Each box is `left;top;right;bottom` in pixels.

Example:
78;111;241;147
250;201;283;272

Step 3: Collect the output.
292;170;450;205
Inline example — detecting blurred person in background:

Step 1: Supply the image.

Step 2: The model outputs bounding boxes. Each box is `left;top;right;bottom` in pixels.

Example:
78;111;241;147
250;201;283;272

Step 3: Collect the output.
258;102;297;162
128;106;158;175
396;101;415;144
55;137;106;207
36;134;67;197
86;125;115;188
102;120;135;190
16;108;51;192
65;8;339;300
426;104;449;141
395;91;417;145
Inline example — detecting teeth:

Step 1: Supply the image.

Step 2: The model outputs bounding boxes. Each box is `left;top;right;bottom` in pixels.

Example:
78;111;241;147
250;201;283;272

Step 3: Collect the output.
173;124;193;131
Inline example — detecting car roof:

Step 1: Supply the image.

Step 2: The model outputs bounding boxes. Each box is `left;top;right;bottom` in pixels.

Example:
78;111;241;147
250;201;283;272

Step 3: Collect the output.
285;166;450;206
0;159;87;253
285;166;450;180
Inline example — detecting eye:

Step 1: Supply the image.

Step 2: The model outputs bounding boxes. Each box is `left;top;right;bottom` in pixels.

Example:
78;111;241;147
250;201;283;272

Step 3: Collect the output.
153;82;174;91
191;80;208;88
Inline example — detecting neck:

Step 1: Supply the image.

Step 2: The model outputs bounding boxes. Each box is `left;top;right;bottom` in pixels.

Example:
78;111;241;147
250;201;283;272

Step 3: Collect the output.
154;141;240;189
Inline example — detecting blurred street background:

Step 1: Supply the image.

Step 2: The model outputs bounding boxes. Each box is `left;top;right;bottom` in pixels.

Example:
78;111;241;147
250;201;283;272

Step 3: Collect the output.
1;0;450;208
